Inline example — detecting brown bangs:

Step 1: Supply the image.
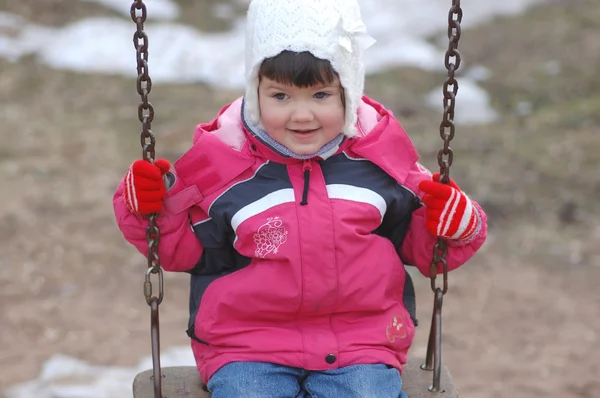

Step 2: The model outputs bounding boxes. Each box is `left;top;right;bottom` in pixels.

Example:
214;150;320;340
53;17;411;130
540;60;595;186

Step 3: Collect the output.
259;51;338;88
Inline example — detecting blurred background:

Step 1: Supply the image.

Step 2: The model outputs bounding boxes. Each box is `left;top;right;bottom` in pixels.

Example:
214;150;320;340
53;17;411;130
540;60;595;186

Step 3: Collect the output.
0;0;598;397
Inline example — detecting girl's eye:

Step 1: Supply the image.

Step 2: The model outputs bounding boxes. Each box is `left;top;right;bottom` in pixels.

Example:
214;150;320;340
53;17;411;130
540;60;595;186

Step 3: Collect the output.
314;92;330;99
273;93;287;100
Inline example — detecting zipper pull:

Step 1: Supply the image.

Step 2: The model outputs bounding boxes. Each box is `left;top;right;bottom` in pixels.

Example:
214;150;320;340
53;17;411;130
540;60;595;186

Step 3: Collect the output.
300;160;312;206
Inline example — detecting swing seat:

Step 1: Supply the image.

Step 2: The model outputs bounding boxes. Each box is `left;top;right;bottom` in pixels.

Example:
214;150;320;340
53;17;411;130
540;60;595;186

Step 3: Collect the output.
132;358;458;397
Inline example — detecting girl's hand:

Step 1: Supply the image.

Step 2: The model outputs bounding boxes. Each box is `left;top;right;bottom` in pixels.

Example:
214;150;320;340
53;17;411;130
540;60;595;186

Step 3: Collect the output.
123;159;171;215
418;173;480;241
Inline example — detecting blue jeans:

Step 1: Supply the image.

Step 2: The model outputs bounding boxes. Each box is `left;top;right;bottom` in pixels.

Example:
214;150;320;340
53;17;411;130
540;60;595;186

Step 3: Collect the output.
207;361;409;398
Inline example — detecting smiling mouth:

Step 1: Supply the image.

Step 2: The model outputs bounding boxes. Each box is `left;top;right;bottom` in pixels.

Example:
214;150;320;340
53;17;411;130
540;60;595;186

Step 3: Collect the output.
291;129;317;134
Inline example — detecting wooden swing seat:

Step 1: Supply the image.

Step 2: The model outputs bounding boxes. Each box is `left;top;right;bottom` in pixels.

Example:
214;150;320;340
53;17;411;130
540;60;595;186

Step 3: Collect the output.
132;357;457;397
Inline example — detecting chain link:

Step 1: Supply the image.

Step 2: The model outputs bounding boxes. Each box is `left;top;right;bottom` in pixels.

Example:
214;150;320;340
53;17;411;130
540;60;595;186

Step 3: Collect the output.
429;0;462;297
130;0;162;304
428;241;449;294
131;1;156;164
423;1;462;393
131;2;163;397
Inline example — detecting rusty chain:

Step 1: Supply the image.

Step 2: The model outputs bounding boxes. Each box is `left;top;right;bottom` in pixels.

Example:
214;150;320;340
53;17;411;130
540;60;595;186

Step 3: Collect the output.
422;0;463;393
131;1;164;397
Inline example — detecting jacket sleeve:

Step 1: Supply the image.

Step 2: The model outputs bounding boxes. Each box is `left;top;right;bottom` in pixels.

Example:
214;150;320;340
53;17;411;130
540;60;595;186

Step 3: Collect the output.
113;171;205;272
399;162;488;277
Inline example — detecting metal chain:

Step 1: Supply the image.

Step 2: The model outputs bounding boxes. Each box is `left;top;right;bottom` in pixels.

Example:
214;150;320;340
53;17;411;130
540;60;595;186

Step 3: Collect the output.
422;0;462;393
131;1;164;397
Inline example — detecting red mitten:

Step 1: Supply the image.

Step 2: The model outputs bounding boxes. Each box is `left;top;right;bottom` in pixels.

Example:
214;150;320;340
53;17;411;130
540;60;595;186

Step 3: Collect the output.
417;173;480;241
123;159;171;215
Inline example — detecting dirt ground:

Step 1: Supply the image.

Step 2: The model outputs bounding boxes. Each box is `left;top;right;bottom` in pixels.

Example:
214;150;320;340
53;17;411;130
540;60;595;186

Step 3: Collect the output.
0;0;599;397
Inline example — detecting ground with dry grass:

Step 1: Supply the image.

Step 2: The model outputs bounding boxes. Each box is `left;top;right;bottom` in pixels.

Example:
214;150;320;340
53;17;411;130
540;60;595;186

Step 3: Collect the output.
0;0;599;397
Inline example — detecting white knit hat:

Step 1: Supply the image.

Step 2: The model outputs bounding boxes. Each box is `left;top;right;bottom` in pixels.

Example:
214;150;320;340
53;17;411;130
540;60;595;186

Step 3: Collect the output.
244;0;375;137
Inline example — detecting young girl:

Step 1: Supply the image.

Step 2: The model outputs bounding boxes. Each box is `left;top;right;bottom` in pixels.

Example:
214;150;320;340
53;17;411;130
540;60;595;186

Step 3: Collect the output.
114;0;487;396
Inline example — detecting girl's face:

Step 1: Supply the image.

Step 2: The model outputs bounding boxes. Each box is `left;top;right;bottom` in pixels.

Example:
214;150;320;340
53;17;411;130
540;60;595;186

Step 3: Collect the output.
258;76;345;155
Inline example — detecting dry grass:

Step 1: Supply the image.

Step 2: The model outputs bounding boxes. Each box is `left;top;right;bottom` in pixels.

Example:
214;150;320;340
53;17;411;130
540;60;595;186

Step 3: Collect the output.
0;0;118;26
0;0;599;397
172;0;249;32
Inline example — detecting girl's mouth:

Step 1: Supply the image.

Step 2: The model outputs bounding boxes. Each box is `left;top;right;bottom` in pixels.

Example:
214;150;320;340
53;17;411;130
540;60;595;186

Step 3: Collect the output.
291;129;317;135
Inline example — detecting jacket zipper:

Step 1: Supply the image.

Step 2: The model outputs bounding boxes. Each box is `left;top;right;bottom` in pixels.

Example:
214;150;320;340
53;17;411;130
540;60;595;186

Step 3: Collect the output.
300;159;312;206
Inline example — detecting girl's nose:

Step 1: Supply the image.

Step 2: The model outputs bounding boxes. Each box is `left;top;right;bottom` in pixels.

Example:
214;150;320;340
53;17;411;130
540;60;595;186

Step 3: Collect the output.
290;106;314;122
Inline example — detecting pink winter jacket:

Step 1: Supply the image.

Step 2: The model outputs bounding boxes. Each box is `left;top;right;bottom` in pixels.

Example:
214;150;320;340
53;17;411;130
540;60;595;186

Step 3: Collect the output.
114;96;487;383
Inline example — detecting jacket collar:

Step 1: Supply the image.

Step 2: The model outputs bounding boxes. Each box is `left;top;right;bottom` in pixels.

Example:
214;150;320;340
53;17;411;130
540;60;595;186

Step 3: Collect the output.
195;96;420;183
